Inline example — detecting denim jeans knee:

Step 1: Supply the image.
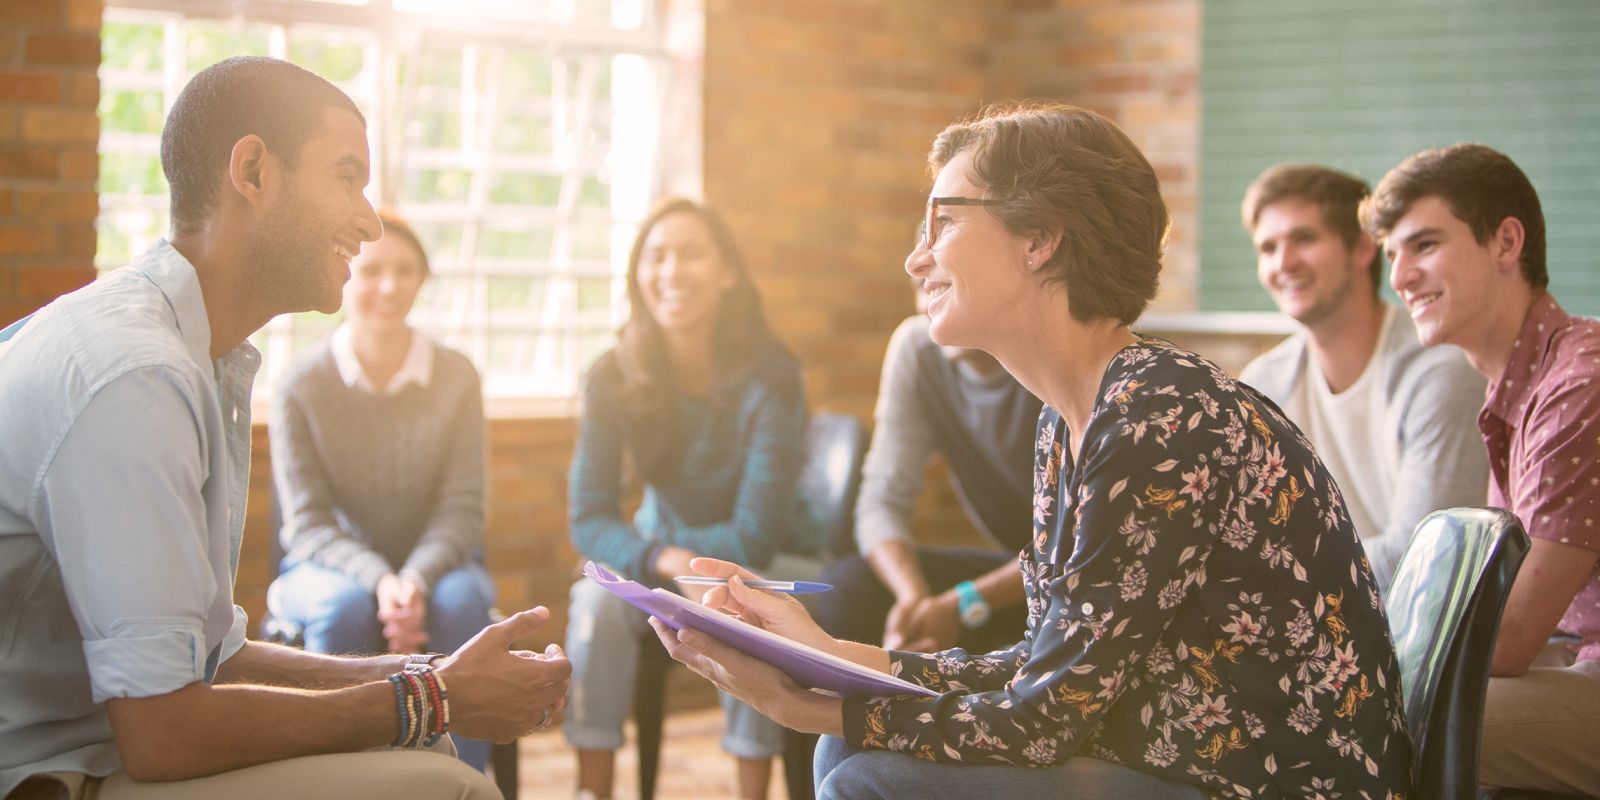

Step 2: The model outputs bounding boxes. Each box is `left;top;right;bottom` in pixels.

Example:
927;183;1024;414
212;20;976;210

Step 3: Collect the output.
562;578;650;751
270;562;381;655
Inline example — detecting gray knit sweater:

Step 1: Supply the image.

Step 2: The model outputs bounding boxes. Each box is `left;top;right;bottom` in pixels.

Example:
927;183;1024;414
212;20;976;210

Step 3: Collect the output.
271;337;487;592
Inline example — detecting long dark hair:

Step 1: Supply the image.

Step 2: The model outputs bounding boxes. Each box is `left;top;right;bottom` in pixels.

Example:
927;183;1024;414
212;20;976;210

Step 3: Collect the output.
609;197;782;480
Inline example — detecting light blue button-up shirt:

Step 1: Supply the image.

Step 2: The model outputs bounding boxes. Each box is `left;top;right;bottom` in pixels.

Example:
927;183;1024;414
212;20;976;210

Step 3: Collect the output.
0;240;259;794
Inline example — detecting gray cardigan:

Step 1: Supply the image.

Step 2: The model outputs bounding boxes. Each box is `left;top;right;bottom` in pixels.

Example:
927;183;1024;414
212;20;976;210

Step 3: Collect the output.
1240;305;1489;590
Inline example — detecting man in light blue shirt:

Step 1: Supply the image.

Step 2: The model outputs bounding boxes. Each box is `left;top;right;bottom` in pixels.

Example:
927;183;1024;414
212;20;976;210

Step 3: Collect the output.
0;56;569;800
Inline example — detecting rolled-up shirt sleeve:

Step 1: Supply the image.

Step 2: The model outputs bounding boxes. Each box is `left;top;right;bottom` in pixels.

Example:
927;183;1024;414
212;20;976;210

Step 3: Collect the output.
33;366;223;703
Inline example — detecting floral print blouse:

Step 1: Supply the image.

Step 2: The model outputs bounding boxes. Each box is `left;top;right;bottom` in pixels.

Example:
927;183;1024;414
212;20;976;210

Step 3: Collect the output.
841;338;1412;799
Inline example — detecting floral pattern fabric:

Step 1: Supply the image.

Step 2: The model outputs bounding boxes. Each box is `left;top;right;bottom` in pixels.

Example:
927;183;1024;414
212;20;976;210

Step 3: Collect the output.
842;338;1412;799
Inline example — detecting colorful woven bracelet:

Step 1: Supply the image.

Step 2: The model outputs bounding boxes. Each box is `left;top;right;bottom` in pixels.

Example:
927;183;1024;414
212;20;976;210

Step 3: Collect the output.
415;667;447;746
409;672;435;745
387;672;411;748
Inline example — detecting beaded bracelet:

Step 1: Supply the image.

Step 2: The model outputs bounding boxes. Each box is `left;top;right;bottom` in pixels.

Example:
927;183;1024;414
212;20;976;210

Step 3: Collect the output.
403;670;427;746
415;667;448;746
387;665;451;748
387;672;412;748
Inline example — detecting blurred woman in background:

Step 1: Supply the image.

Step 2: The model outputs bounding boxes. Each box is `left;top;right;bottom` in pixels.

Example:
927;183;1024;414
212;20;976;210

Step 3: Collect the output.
563;197;822;800
268;210;496;770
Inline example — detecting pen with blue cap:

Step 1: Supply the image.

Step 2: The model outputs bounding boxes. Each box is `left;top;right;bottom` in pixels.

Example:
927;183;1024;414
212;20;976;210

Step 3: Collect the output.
673;576;833;595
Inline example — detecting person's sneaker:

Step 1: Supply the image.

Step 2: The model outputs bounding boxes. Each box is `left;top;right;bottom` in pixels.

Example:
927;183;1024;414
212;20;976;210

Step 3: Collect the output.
574;791;609;800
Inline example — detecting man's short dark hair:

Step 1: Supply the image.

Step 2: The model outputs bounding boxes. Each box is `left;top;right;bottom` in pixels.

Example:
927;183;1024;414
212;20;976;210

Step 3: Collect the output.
160;56;365;235
1361;143;1548;290
1242;164;1380;291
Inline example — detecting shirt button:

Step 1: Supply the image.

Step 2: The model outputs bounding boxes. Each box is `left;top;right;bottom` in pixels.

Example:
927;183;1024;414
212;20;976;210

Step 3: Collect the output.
1081;602;1094;615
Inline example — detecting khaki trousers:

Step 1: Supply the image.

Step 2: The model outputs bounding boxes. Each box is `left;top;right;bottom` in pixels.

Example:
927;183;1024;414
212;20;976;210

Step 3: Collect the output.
1479;639;1600;795
8;745;500;800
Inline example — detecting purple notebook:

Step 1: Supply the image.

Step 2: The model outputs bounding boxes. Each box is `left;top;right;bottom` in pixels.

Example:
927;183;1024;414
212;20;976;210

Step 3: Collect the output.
583;562;937;698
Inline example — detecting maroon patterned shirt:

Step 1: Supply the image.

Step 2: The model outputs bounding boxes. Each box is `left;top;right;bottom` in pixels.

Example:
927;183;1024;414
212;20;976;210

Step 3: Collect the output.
1480;293;1600;662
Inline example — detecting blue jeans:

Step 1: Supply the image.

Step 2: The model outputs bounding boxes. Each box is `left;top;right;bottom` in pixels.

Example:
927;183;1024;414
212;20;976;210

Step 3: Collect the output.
563;552;823;759
813;736;1209;799
562;577;785;758
268;561;496;771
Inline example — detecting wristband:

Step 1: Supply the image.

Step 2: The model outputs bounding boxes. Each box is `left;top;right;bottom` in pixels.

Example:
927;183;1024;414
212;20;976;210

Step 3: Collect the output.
954;580;992;628
404;652;444;672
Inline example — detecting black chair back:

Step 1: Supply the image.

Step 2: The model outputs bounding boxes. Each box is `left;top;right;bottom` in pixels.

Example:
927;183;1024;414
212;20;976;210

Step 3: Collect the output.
1387;507;1529;800
799;412;868;559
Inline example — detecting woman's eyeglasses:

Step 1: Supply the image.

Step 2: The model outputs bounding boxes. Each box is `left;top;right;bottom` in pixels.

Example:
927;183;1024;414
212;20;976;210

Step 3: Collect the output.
924;196;1006;249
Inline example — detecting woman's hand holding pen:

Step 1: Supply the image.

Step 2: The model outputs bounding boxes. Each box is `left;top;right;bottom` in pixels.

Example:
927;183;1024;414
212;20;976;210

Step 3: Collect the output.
685;557;838;654
647;556;845;736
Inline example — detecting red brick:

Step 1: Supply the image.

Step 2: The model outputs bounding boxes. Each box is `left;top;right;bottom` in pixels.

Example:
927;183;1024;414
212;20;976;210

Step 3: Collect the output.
0;147;59;179
1090;70;1154;94
0;70;62;103
24;31;99;67
60;222;96;257
0;30;18;66
0;224;55;255
66;0;102;29
0;1;64;26
15;265;93;299
17;188;97;220
20;107;97;143
0;303;45;327
59;149;95;181
66;71;96;106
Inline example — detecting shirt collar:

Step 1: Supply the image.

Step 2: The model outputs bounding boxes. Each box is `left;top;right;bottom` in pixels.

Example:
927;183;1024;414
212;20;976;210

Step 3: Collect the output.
132;239;260;375
1483;292;1567;425
331;322;433;395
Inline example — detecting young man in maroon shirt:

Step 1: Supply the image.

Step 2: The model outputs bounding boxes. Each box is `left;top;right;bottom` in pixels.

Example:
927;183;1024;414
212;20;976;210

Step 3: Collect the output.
1364;143;1600;795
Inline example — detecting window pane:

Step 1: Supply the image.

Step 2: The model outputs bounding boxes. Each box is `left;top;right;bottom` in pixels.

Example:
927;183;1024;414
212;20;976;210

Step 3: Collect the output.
575;276;613;316
495;113;552;154
96;207;168;270
409;47;463;90
400;168;474;204
488;275;542;313
99;2;671;401
290;312;341;351
489;173;561;207
578;175;610;210
99;152;166;196
102;20;164;71
408;109;462;149
572;223;610;260
503;51;554;97
288;32;367;83
99;88;165;135
577;332;614;373
409;222;465;265
185;22;271;71
479;226;553;259
487;330;540;379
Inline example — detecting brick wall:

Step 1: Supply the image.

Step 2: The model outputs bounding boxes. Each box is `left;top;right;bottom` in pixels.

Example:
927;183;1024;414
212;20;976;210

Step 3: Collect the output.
991;0;1201;311
0;0;101;328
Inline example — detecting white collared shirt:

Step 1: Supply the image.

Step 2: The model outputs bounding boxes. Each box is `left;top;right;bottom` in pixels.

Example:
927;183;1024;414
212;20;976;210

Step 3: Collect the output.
330;322;434;396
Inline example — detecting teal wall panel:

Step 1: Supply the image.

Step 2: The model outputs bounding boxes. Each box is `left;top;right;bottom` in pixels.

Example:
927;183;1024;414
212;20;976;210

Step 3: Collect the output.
1199;0;1600;312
